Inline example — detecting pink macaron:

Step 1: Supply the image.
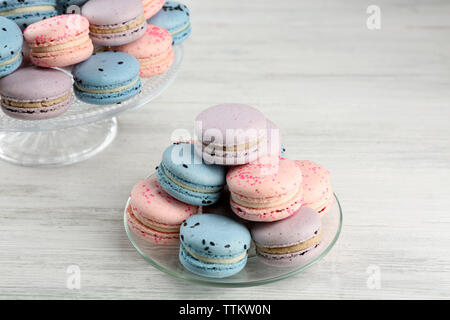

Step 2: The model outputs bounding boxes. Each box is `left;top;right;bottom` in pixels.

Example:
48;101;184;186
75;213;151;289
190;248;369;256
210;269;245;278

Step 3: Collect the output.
227;157;304;222
23;14;93;68
142;0;165;19
113;25;174;78
297;160;334;216
127;176;199;245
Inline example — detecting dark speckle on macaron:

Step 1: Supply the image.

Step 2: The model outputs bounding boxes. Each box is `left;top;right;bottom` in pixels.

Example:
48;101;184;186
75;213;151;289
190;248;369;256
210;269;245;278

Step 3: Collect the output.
210;242;215;246
224;244;230;248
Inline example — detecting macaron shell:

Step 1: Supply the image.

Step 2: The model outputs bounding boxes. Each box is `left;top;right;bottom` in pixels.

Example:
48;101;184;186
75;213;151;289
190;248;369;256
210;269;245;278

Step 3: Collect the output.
23;14;93;67
126;205;179;245
1;95;71;120
139;48;174;77
227;158;302;199
115;24;174;58
147;1;191;44
179;245;248;278
142;0;164;19
195;104;268;147
179;214;251;258
82;0;144;25
0;16;23;77
296;160;334;215
256;242;323;267
0;67;72;101
230;188;303;222
1;1;57;30
251;207;322;248
161;143;227;189
129;176;198;226
24;14;89;45
156;165;222;206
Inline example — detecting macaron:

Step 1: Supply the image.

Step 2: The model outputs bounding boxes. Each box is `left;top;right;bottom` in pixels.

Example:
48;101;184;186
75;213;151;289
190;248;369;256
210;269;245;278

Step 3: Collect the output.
147;1;191;45
142;0;164;19
179;214;251;278
113;25;174;78
251;207;322;267
297;160;334;215
126;176;198;245
82;0;147;46
194;104;269;166
0;17;23;77
56;0;87;14
23;14;93;68
0;0;57;30
72;51;142;105
156;142;227;206
227;157;304;222
0;66;72;120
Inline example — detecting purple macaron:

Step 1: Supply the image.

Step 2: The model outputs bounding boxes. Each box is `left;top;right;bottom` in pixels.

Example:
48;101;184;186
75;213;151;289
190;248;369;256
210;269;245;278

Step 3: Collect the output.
82;0;147;46
251;207;323;267
194;104;269;165
0;67;72;120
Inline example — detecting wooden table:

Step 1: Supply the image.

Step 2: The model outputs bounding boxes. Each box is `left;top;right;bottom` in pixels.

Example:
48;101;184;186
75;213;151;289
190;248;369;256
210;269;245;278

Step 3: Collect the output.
1;0;449;299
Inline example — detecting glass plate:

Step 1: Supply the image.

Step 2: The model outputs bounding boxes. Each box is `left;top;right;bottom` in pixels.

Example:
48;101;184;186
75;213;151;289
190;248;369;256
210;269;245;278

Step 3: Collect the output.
124;173;343;287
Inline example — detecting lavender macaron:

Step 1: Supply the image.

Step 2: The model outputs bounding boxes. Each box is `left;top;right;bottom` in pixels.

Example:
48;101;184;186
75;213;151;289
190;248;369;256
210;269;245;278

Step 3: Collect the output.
0;67;72;120
82;0;147;46
251;207;323;267
194;104;269;165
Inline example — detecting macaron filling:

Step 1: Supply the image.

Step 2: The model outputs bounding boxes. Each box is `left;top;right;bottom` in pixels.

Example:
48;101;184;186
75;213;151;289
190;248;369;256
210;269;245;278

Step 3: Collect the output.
1;91;71;108
256;230;322;255
128;205;180;233
159;163;224;194
0;5;56;16
74;76;140;94
182;244;247;265
29;32;91;53
0;51;21;66
127;208;179;241
89;14;146;34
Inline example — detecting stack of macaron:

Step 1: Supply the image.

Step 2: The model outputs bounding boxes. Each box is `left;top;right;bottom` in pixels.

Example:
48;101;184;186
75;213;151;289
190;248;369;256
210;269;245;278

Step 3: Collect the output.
0;0;192;119
127;103;336;278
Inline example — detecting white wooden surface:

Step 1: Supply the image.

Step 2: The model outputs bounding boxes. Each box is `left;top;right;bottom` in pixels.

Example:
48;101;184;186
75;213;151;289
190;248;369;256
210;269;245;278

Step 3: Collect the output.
1;0;449;299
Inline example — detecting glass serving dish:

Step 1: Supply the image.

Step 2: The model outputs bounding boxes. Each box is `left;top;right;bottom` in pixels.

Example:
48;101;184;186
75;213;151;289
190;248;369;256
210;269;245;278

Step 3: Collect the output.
124;172;343;287
0;45;183;167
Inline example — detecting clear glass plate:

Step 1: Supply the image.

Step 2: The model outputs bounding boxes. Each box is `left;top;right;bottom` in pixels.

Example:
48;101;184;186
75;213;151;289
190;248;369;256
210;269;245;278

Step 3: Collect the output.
124;173;343;287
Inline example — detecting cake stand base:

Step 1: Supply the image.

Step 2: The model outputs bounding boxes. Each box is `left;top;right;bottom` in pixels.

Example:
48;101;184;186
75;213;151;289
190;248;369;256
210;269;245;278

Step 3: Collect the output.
0;118;118;167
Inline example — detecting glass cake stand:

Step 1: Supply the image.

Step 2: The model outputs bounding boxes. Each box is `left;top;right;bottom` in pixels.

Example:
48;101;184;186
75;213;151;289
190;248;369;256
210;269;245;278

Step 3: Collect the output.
0;45;183;167
124;174;343;287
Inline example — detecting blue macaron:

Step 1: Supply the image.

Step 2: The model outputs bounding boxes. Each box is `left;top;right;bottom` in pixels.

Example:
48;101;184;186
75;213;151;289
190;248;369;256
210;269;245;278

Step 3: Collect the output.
72;51;142;105
56;0;87;14
0;17;23;78
147;1;191;45
179;214;251;278
156;142;227;206
0;0;57;30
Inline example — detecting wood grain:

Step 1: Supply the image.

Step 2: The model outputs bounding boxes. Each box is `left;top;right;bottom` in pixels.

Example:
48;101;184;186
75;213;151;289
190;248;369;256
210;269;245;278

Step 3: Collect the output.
0;0;449;299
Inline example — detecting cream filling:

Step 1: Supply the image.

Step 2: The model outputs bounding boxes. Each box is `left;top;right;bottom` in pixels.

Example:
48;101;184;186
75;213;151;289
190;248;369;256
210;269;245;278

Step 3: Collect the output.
90;15;145;34
0;5;55;16
256;231;322;255
203;137;263;152
184;245;247;264
30;34;91;52
161;165;223;194
0;52;20;66
2;92;71;108
231;187;301;209
138;50;172;66
171;22;191;36
74;77;140;94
